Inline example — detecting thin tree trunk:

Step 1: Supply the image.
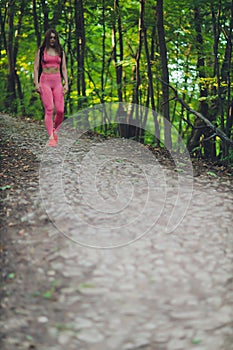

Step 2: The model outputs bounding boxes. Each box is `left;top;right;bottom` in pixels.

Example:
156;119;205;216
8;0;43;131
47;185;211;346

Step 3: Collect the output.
41;0;49;32
150;25;160;144
117;0;123;102
65;0;73;115
32;0;41;47
0;4;8;56
156;0;172;149
74;0;80;97
224;0;233;156
181;49;191;137
129;0;144;142
143;23;160;142
101;0;106;103
112;0;123;102
6;0;16;112
14;0;26;114
188;6;215;158
75;0;86;108
51;0;66;28
211;2;224;137
134;0;143;106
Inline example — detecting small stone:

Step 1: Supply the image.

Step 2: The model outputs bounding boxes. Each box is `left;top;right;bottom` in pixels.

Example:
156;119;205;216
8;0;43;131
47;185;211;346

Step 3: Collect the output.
123;343;135;350
154;332;169;343
58;331;74;345
61;287;75;295
134;334;150;348
37;268;44;274
74;317;93;330
167;338;186;350
77;287;109;296
39;214;49;221
47;270;55;276
217;305;232;323
48;327;59;338
207;296;222;309
76;328;104;343
38;316;48;323
144;322;156;331
21;212;35;223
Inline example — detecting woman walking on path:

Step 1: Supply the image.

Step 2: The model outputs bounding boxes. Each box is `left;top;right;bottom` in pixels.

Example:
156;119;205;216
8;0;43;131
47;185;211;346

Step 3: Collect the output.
34;29;68;147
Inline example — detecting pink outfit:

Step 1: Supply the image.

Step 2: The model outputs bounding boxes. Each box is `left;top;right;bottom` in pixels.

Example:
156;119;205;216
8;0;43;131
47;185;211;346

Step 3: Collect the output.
41;49;61;69
40;50;64;136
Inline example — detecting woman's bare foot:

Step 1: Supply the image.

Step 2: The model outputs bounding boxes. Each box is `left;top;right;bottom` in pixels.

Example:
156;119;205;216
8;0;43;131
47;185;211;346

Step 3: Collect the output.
48;136;57;147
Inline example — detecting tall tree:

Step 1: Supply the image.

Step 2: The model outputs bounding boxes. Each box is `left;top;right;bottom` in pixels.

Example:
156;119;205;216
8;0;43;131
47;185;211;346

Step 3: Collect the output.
156;0;172;149
0;1;8;56
41;0;49;32
142;16;160;142
112;0;123;102
188;5;213;157
221;0;233;156
6;0;16;112
75;0;86;108
50;0;66;28
14;0;27;115
101;0;106;103
32;0;41;47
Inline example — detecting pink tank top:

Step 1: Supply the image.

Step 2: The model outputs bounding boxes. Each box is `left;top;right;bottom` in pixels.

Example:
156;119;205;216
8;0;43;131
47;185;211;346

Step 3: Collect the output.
41;49;61;69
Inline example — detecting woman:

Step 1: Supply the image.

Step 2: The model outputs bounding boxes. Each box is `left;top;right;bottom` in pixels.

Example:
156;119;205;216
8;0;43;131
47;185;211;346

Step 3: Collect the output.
34;29;68;146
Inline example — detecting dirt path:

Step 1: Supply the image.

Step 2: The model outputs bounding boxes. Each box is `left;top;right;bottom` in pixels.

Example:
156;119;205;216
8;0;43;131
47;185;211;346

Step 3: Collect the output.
0;113;233;350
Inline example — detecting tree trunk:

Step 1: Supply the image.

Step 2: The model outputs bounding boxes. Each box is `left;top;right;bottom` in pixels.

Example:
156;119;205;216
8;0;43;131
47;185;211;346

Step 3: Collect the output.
0;4;8;56
6;0;16;113
65;0;74;115
101;0;106;103
75;0;86;108
14;0;26;115
112;0;123;102
223;0;233;156
41;0;49;32
211;1;223;130
128;0;144;141
32;0;41;47
156;0;172;149
143;23;160;141
51;0;66;28
188;6;215;158
133;0;143;107
117;1;144;141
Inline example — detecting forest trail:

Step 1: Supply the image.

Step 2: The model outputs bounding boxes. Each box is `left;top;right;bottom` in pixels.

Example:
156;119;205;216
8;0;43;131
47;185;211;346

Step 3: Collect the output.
0;113;233;350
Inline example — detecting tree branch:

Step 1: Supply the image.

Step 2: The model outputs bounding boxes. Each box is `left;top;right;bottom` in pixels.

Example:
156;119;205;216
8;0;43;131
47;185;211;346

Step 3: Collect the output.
159;79;233;147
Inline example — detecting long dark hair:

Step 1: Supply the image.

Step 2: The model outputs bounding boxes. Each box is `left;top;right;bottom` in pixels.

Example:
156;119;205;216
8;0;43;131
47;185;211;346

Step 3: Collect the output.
40;29;62;55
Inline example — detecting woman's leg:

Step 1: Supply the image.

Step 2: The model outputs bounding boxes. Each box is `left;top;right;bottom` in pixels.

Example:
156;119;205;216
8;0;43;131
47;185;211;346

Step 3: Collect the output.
40;76;54;137
53;81;64;131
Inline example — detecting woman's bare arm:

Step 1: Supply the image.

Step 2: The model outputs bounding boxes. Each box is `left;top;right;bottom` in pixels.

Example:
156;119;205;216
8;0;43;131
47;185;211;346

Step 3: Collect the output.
34;50;40;93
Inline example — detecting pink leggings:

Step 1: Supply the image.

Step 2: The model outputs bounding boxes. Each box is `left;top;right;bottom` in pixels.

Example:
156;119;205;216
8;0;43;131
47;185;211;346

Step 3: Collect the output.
40;73;64;136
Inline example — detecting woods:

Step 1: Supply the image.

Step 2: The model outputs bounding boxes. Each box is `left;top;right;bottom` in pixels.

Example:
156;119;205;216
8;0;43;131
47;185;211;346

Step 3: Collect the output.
0;0;232;160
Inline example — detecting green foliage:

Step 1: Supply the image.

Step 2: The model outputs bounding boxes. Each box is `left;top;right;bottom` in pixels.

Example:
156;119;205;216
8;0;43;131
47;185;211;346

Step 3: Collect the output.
222;149;233;165
191;338;202;345
31;279;61;299
0;185;12;191
7;272;15;279
206;171;217;177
